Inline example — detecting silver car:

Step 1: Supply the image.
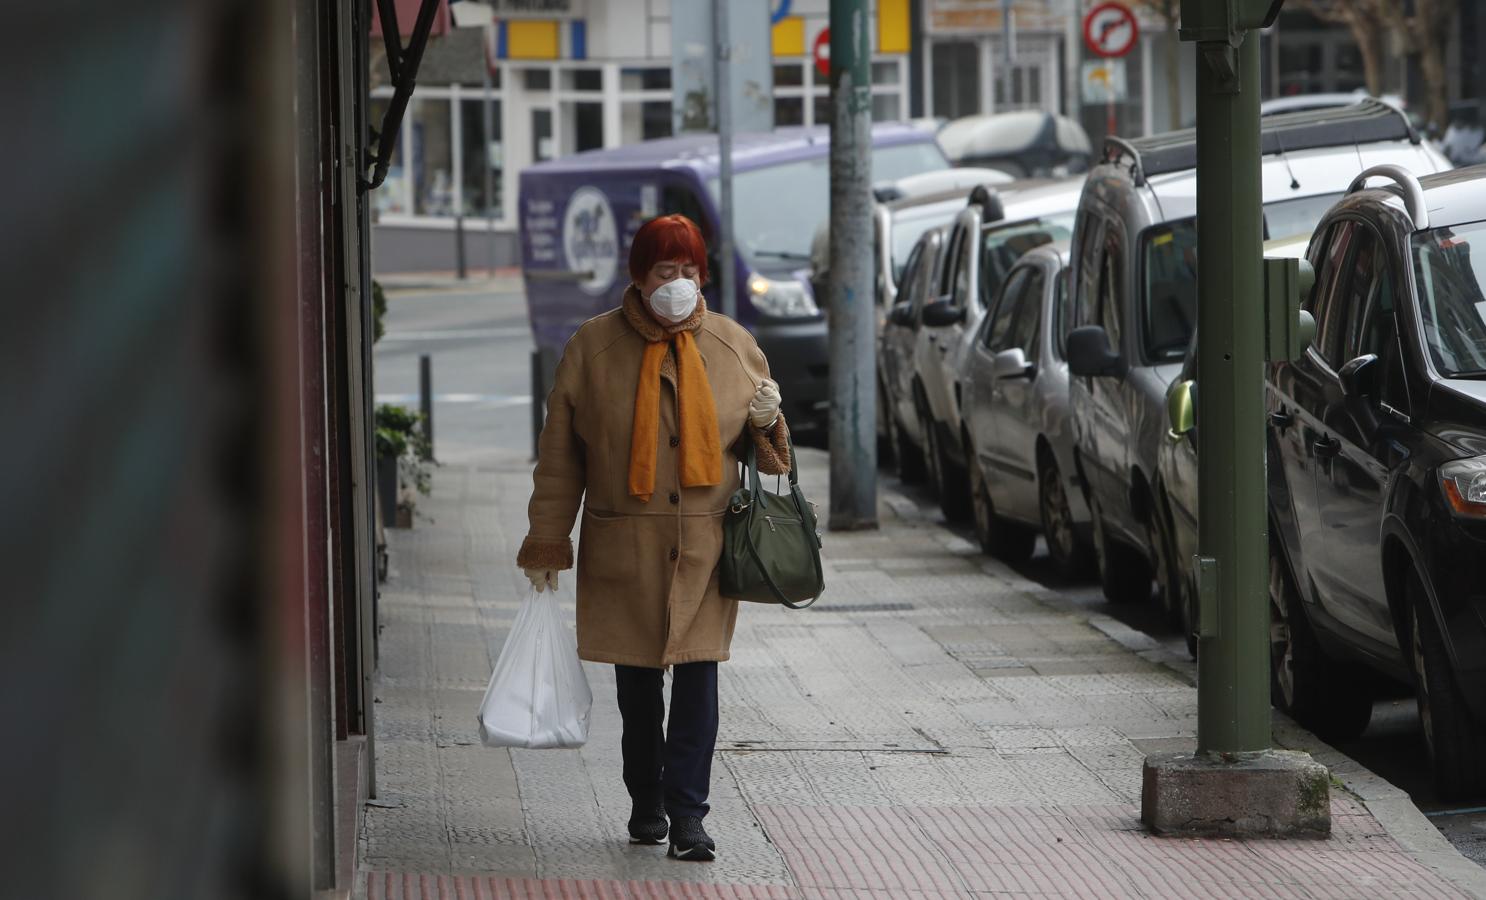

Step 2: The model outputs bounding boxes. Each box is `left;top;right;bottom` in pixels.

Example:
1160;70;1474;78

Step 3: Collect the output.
880;225;951;482
959;243;1092;567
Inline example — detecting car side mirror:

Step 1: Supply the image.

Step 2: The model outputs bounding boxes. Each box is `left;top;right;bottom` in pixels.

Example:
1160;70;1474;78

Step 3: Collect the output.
992;347;1035;380
1166;379;1195;443
1339;354;1379;399
1066;325;1126;378
887;301;916;328
921;299;966;328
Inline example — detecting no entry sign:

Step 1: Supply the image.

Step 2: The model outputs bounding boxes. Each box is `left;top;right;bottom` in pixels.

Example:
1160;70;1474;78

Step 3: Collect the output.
1083;1;1139;59
814;27;830;78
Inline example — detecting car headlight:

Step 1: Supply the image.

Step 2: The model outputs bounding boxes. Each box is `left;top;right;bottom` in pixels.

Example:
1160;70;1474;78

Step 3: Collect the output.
1439;456;1486;518
748;273;819;318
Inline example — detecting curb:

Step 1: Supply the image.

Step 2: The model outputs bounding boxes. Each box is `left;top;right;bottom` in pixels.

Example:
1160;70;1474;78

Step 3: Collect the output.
864;463;1486;899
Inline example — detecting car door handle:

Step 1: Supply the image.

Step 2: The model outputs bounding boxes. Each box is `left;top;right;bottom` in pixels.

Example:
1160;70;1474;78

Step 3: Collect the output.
1312;435;1341;459
1269;411;1293;430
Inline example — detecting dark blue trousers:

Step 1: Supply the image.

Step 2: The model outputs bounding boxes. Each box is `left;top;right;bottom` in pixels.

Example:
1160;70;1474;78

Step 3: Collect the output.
614;661;719;820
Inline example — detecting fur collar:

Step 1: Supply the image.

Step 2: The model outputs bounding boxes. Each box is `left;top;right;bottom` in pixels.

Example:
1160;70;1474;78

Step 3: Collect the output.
621;283;708;343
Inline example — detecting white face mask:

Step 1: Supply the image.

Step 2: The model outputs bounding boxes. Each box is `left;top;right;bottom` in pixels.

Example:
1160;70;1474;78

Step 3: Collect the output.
645;277;699;323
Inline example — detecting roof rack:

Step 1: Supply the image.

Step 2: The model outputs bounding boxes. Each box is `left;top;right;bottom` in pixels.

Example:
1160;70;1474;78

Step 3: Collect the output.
1100;98;1419;186
1347;164;1430;230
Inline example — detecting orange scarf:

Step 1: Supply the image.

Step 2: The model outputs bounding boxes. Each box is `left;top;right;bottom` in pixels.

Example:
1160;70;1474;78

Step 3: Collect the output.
628;329;722;502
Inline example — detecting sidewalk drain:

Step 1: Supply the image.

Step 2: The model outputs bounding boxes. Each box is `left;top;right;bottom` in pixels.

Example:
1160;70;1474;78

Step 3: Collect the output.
811;601;916;613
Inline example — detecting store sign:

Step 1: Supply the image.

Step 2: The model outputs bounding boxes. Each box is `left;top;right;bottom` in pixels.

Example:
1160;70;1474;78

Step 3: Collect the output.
562;187;618;295
925;0;1061;35
490;0;586;19
1081;59;1127;103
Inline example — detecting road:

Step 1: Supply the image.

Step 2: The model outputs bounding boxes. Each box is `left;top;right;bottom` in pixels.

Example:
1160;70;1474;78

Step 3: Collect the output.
374;281;1486;871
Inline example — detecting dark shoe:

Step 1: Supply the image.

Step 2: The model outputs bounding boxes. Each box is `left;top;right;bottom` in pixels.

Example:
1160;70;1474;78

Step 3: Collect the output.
628;801;668;845
667;816;716;861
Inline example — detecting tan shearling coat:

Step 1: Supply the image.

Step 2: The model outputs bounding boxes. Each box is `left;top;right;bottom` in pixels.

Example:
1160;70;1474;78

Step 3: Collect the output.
516;286;791;668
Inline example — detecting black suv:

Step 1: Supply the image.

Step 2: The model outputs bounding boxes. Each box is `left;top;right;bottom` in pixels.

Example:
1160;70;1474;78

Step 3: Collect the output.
1267;164;1486;797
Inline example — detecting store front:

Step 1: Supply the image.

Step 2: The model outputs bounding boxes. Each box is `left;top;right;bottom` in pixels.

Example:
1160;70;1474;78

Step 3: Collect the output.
371;0;911;274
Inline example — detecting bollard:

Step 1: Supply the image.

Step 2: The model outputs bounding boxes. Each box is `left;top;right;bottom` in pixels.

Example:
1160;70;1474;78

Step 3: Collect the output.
530;348;545;461
454;213;468;280
419;353;434;461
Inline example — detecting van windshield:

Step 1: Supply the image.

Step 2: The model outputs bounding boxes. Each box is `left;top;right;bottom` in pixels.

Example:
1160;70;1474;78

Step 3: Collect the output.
1141;194;1344;362
710;143;947;265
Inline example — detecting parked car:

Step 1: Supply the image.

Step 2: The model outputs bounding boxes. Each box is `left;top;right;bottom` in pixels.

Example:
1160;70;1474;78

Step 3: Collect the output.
937;111;1093;178
1263;164;1486;796
913;178;1084;518
881;225;952;482
519;123;948;439
958;242;1093;567
1156;233;1310;654
1066;99;1451;614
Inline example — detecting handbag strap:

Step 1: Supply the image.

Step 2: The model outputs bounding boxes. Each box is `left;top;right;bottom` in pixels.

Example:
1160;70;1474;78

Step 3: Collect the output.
741;425;799;498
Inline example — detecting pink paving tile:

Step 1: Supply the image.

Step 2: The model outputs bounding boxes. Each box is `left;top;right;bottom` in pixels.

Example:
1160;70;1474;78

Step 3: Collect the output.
360;873;797;900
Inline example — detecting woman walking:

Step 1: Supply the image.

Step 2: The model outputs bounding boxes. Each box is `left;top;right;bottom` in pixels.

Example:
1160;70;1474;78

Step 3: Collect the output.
517;214;791;861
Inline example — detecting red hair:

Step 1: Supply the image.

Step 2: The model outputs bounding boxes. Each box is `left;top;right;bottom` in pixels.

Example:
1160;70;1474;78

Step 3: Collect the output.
628;214;710;286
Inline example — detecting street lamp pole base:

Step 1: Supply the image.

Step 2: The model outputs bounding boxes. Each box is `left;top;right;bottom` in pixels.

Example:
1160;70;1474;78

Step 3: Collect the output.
1141;749;1332;838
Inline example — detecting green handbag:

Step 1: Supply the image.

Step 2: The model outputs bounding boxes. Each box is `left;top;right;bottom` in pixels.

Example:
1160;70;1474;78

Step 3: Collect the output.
719;434;825;609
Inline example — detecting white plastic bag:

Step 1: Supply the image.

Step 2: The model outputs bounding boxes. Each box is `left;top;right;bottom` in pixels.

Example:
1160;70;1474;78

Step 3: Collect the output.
477;589;592;749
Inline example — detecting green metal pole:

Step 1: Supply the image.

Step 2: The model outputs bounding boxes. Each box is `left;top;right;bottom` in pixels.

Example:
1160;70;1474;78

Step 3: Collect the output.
827;0;878;530
1194;32;1270;755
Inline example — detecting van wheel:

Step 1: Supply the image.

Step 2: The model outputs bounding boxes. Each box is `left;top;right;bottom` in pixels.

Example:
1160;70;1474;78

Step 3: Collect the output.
970;451;1035;562
1038;455;1092;574
1091;498;1151;605
889;413;926;484
1410;572;1486;798
1268;540;1372;740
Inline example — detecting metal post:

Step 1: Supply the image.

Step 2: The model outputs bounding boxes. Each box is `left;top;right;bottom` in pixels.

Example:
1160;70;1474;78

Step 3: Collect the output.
530;349;545;461
1193;33;1267;754
827;0;878;530
714;0;737;318
453;212;468;279
483;33;497;277
418;353;434;461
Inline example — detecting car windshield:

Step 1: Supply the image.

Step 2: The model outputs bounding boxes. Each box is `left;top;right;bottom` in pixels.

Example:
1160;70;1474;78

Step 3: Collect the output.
711;143;946;265
981;213;1075;306
1142;194;1346;362
1412;220;1486;377
891;207;957;281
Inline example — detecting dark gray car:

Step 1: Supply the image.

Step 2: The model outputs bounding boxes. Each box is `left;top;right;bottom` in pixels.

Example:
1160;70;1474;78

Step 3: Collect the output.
959;243;1093;567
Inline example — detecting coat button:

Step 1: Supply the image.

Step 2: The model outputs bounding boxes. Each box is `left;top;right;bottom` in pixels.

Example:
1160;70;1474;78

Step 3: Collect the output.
669;435;680;448
669;547;679;560
669;492;680;504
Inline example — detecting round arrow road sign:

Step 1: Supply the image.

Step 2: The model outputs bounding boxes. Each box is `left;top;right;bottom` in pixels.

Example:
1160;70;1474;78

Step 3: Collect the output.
814;27;831;79
1083;1;1139;59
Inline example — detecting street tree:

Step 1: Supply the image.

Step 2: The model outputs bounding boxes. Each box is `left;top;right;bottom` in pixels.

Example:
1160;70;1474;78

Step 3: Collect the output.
1288;0;1457;132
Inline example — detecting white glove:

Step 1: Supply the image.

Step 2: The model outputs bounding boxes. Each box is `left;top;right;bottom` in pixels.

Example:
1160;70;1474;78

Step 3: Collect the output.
749;378;781;429
524;568;558;593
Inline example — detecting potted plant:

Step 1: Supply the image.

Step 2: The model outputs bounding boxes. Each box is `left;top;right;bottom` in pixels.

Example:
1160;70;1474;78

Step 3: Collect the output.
375;404;432;528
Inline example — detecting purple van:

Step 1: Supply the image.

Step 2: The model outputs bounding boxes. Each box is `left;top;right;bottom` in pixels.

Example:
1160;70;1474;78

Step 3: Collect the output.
519;123;948;437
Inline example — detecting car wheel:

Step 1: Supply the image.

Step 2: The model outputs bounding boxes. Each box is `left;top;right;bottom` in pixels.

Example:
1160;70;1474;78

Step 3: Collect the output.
1268;539;1372;740
1090;497;1152;605
920;409;971;521
918;401;943;499
1409;571;1486;798
1037;454;1092;574
969;449;1035;562
1150;497;1184;628
890;412;927;484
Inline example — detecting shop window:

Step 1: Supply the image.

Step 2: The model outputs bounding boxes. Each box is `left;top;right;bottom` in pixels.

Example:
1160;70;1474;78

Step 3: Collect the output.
621;67;671;91
410;97;454;216
872;61;901;85
459;98;503;217
872;92;901;122
369;98;409;216
774;63;804;87
559;100;604;156
932;41;980;119
812;95;831;127
563;68;602;92
621;100;673;143
523;68;552;91
775;96;804;127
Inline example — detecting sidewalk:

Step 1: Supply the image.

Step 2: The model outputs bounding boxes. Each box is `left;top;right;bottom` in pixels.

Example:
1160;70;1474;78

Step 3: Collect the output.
356;448;1486;899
